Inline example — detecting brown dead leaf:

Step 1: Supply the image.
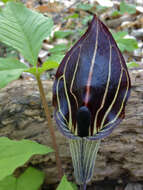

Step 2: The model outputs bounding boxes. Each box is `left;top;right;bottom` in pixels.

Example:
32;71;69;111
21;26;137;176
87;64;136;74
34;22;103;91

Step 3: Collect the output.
68;8;75;13
35;2;63;13
26;0;33;9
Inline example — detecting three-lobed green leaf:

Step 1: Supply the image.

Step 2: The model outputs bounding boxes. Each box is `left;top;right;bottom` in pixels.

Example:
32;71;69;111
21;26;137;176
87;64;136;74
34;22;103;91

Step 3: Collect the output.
0;57;28;88
0;137;53;181
0;2;58;88
25;60;59;76
0;2;53;65
0;167;45;190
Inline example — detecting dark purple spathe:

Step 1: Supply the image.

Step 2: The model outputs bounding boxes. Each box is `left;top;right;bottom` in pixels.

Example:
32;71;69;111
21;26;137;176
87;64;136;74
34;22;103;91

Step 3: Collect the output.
52;15;131;140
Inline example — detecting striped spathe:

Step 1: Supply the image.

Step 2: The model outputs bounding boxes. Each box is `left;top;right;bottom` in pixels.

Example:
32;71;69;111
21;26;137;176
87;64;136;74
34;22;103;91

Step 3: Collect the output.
52;15;131;187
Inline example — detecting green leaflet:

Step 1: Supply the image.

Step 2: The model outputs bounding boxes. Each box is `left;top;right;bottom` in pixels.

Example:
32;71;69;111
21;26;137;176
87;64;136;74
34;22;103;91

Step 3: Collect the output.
25;60;59;76
0;2;53;65
120;1;136;14
0;137;53;181
0;57;28;88
57;175;77;190
0;167;45;190
77;3;93;11
49;44;68;54
112;31;138;52
54;30;74;39
127;62;140;68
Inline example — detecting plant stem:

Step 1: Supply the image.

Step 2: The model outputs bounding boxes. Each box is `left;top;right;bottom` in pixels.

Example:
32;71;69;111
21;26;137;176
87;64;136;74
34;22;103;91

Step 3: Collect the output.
36;75;63;180
80;184;87;190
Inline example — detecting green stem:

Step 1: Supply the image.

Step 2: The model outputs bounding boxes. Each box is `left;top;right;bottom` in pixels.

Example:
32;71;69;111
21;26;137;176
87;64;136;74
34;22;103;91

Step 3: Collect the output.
36;74;63;180
80;184;87;190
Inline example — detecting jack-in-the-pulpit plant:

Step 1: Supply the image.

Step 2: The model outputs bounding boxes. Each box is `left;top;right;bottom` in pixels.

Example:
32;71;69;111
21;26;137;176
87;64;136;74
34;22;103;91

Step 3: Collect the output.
53;15;131;189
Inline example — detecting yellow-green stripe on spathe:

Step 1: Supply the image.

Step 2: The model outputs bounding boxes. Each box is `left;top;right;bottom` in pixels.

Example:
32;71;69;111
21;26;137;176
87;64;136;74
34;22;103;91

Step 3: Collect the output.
63;56;73;132
102;69;129;130
69;138;100;184
100;50;130;131
56;75;68;125
70;47;81;109
93;41;112;134
56;54;73;132
100;68;123;130
69;139;83;182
